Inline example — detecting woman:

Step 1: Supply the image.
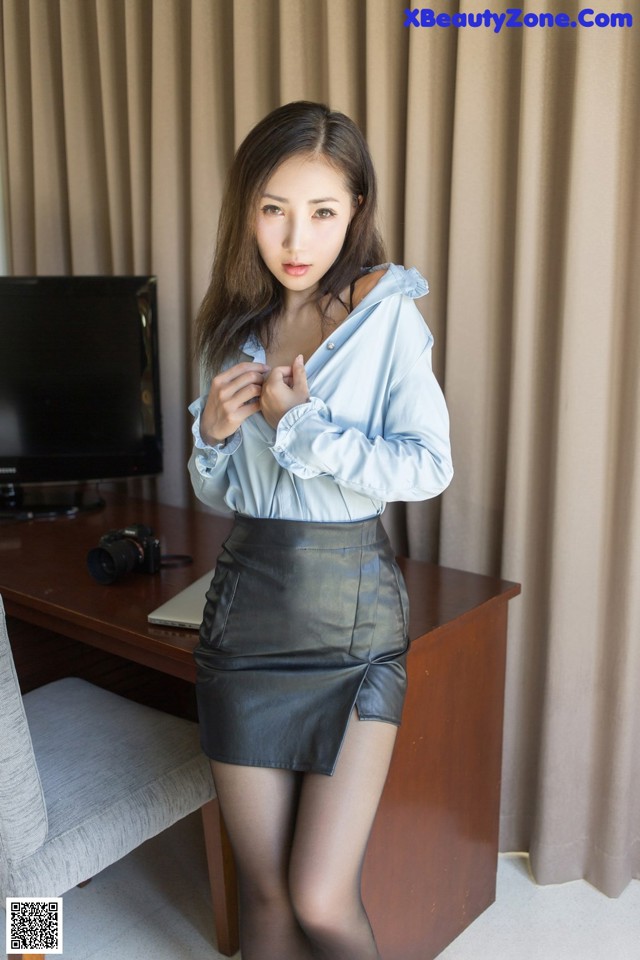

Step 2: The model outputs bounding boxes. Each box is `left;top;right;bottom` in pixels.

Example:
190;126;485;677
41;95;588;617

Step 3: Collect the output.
189;100;453;960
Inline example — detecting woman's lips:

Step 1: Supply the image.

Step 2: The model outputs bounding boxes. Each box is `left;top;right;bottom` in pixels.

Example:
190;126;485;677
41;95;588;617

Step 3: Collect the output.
283;263;310;276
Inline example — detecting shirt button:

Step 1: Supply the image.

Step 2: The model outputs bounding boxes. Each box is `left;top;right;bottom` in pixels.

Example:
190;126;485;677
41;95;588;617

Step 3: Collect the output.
326;341;336;350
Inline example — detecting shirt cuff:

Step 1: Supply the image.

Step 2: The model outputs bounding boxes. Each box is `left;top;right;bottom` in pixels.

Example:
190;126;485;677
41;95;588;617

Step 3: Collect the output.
189;398;242;474
270;397;331;476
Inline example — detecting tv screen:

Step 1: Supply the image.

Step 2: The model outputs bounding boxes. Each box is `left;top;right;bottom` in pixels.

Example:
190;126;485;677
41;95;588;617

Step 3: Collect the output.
0;276;162;502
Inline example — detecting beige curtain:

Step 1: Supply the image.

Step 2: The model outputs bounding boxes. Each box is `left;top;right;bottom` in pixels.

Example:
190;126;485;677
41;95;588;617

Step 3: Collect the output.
1;0;638;897
437;1;640;898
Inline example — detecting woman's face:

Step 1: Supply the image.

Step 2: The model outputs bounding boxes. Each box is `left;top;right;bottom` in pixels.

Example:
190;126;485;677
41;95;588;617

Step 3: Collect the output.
255;154;356;302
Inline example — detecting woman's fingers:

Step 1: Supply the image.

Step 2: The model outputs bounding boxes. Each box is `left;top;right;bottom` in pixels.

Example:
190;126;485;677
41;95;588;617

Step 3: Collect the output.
291;354;309;399
260;358;309;429
216;363;270;398
201;362;270;443
201;356;310;439
216;361;270;383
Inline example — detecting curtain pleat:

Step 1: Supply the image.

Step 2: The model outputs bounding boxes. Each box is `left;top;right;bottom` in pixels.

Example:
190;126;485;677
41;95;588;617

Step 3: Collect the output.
324;0;364;117
122;0;153;272
1;0;638;898
400;23;457;559
0;8;7;273
232;0;277;138
440;15;523;575
95;0;134;274
59;0;112;272
189;0;235;385
278;0;325;103
363;0;409;258
146;0;190;505
5;1;47;269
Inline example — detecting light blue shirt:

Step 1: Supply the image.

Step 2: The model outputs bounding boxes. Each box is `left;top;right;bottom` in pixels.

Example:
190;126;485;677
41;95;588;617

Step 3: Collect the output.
188;263;453;521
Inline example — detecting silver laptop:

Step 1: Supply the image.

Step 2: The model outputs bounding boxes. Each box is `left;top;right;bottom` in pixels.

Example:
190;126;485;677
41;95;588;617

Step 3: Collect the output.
147;570;215;629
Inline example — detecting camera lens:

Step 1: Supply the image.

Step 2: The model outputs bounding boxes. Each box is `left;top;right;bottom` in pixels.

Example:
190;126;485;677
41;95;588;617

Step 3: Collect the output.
87;539;142;584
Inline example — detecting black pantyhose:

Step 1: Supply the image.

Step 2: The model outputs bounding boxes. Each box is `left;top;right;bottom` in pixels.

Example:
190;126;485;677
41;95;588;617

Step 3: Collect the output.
211;712;397;960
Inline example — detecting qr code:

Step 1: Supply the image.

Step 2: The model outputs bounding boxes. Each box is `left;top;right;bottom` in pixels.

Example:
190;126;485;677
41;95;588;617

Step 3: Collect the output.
6;897;63;954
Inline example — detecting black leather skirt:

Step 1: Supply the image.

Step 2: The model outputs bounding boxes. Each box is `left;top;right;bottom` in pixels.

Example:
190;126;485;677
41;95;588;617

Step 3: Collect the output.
194;515;410;775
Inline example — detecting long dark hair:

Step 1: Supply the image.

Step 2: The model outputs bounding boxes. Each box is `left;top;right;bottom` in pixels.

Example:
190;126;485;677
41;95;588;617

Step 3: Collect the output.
194;101;386;377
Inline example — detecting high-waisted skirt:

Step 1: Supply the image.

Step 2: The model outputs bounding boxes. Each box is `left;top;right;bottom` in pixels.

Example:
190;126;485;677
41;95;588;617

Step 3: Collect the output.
193;514;410;776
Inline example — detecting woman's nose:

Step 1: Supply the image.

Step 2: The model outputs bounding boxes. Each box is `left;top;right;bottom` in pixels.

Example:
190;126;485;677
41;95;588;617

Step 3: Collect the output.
283;215;307;252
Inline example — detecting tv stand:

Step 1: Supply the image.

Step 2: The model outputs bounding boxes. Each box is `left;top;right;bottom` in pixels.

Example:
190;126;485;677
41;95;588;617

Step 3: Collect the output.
0;483;105;520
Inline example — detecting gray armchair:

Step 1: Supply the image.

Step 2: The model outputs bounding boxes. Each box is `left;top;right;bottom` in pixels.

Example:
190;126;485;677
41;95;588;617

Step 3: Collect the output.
0;596;236;959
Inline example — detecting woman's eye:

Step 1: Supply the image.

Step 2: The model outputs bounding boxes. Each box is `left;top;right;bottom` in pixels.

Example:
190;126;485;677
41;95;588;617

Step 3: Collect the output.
261;204;283;216
314;208;337;219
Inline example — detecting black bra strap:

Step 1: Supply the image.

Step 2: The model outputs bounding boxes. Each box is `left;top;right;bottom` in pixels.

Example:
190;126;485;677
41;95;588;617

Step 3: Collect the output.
349;278;356;312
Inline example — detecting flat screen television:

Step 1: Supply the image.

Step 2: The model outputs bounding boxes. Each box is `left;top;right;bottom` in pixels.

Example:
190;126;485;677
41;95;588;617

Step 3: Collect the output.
0;276;162;516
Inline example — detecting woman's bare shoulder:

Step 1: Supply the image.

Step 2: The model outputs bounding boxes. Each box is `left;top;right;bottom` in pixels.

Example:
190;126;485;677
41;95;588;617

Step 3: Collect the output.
351;267;388;309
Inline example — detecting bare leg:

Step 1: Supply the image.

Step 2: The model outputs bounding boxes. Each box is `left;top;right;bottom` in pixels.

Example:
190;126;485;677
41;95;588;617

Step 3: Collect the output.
289;712;398;959
210;761;313;960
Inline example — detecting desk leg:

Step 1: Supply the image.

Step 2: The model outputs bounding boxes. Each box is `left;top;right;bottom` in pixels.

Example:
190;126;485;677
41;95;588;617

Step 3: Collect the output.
201;799;239;956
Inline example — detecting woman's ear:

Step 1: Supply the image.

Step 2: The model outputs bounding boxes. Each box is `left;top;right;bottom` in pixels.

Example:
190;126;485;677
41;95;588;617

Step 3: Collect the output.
349;194;363;222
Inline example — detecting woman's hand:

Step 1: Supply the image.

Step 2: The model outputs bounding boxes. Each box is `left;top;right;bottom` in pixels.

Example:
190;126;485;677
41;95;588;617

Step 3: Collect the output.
260;354;310;430
200;362;270;444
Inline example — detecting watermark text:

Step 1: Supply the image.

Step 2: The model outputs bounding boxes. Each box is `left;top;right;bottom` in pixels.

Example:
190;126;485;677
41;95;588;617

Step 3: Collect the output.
404;8;634;32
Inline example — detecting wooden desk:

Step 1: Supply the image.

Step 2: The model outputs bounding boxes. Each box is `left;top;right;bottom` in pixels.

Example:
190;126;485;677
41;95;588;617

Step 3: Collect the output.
0;496;519;960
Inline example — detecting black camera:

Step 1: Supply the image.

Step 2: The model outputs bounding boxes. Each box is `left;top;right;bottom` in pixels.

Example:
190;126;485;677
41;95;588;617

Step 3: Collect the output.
87;524;161;584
